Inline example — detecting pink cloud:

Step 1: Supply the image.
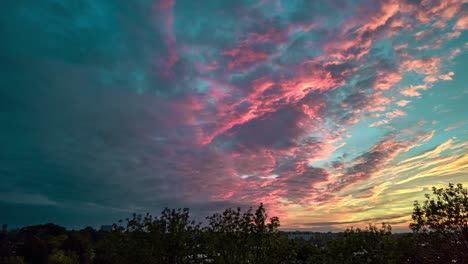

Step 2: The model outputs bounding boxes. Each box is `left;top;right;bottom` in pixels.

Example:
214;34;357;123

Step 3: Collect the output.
217;26;291;72
453;16;468;30
370;115;403;128
401;57;440;75
344;118;359;126
415;41;443;51
385;109;406;119
432;20;446;28
423;76;438;83
393;43;408;51
415;29;431;40
156;0;175;10
195;62;219;72
438;71;454;80
387;16;413;36
446;31;461;39
369;109;406;128
221;48;269;70
280;63;344;96
403;0;462;23
288;23;316;33
248;27;287;44
366;92;394;112
373;71;402;90
369;119;389;127
396;100;411;107
351;0;399;33
340;91;394;119
197;65;337;145
417;130;435;143
440;3;461;19
400;84;428;97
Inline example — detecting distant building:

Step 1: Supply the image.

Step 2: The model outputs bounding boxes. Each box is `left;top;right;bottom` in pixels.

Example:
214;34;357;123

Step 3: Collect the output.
2;224;7;234
100;225;113;232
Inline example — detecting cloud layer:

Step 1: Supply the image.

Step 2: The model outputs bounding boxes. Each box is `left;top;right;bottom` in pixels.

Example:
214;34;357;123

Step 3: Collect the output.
1;0;467;230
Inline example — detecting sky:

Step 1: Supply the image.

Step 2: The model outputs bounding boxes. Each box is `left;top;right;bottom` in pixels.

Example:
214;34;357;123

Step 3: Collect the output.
0;0;467;232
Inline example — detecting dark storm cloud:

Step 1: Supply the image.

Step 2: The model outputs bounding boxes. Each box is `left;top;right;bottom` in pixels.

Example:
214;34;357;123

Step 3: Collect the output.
0;0;212;226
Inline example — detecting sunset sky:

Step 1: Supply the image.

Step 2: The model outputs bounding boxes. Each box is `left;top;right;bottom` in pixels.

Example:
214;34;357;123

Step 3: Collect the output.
1;0;467;231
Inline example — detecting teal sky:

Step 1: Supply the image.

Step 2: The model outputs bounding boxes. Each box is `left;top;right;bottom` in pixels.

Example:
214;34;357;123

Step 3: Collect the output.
0;0;467;231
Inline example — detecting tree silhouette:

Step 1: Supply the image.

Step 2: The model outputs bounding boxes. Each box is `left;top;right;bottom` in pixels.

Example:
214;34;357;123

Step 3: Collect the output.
3;189;468;264
326;224;399;264
204;203;286;264
410;183;468;263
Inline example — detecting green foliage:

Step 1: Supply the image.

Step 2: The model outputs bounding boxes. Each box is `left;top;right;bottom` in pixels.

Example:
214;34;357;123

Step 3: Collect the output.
325;223;399;264
287;238;324;264
62;234;94;264
0;256;25;264
410;183;468;263
48;250;80;264
95;208;202;264
410;183;468;232
204;203;287;264
20;234;48;264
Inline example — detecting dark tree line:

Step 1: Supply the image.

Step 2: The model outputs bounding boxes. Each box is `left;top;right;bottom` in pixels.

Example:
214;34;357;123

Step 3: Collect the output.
1;183;466;264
